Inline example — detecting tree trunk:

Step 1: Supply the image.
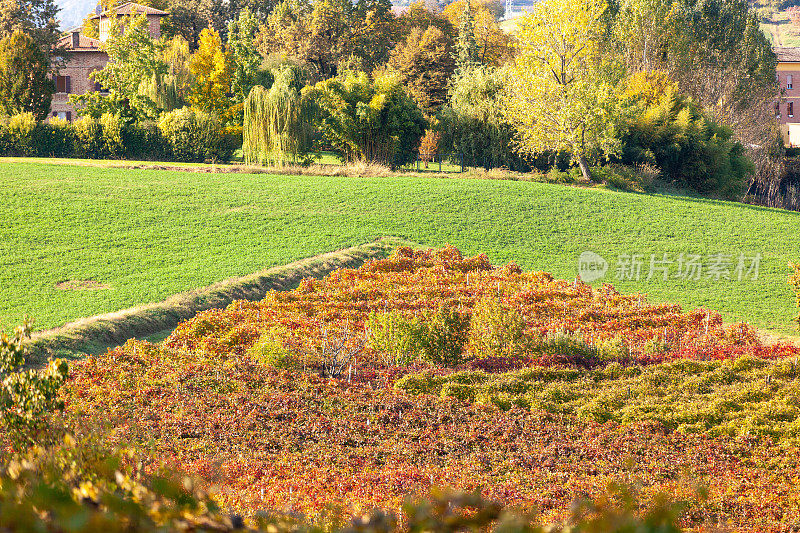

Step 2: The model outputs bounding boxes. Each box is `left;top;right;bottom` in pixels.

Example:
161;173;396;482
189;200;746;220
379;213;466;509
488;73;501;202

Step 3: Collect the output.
578;153;592;181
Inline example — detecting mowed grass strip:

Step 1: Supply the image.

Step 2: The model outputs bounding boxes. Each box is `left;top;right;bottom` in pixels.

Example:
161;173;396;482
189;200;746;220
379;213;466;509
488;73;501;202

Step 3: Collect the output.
2;161;799;334
25;237;406;362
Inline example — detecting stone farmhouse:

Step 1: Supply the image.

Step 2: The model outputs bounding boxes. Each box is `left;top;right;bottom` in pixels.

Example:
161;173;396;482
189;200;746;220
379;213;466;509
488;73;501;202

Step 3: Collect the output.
50;2;168;121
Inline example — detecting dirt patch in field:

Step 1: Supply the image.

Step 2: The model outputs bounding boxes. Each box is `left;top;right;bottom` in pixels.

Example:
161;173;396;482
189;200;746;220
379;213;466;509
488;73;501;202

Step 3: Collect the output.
223;204;262;214
55;280;111;291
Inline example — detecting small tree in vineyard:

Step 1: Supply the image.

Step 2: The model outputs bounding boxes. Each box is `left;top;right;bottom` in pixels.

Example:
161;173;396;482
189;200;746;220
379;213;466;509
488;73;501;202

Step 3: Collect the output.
0;320;69;447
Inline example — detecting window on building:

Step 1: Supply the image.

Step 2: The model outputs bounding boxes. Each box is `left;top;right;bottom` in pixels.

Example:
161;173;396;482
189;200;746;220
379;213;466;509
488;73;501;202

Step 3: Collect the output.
51;111;72;121
789;101;794;118
789;75;794;90
55;75;71;94
777;102;781;118
89;68;107;92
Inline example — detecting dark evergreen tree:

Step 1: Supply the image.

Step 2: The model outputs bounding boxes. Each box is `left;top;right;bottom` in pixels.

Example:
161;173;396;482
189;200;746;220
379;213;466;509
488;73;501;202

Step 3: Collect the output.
0;30;55;120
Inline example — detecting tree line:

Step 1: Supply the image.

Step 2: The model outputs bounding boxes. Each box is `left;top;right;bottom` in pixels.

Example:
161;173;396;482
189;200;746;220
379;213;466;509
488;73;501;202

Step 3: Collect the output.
0;0;781;198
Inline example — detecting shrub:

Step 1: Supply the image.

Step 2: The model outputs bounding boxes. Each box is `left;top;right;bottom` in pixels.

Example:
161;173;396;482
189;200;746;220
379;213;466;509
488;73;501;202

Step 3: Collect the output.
99;112;124;158
158;106;228;163
249;326;299;370
4;113;37;156
440;382;478;402
366;311;423;367
591;165;647;192
620;84;753;198
122;120;167;160
467;296;530;359
34;118;76;157
0;320;68;447
368;307;469;367
72;116;103;158
394;371;441;395
419;306;470;366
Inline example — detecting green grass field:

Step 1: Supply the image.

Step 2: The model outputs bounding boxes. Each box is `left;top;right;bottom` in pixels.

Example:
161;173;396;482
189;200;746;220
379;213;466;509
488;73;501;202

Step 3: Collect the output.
2;160;799;336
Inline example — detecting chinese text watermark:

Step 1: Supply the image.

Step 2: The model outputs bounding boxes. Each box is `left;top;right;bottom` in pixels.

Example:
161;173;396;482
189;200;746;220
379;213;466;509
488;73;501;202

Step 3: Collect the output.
578;251;761;282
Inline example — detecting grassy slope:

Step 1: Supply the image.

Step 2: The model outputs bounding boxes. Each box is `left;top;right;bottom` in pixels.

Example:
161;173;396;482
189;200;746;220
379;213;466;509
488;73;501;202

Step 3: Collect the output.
2;161;799;334
753;0;800;47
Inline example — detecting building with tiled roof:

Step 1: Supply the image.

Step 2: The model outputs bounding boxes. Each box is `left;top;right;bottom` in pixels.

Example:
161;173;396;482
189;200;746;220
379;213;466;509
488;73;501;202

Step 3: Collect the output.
49;3;168;121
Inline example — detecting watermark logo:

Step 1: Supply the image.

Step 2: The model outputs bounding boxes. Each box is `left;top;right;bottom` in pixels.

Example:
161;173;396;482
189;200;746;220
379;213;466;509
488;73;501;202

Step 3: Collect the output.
578;251;609;282
577;251;761;282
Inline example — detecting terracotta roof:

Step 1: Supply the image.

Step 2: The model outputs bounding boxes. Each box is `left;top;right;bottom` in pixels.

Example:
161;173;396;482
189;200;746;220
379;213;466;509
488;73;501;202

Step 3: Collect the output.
775;47;800;62
89;2;168;19
56;33;104;51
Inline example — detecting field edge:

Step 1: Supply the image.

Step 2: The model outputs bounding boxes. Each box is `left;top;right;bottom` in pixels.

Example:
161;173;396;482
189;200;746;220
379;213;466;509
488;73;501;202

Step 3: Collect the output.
25;236;415;364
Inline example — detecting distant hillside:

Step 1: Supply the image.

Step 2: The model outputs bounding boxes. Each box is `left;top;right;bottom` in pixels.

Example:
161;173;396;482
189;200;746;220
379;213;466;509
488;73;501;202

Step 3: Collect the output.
56;0;95;29
752;0;800;47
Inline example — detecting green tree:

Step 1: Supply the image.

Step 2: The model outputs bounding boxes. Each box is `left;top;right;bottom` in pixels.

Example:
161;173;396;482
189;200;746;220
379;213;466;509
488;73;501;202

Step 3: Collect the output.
188;26;232;116
258;0;353;81
72;13;168;122
160;35;193;107
0;0;59;49
505;0;622;180
454;0;478;71
305;71;426;166
387;25;456;118
0;30;54;120
228;8;273;104
243;65;312;165
350;0;397;72
158;0;216;47
440;65;526;169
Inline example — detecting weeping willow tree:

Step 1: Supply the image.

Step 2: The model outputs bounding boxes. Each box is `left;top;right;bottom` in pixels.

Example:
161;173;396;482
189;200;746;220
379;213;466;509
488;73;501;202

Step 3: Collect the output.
243;66;313;166
138;73;184;113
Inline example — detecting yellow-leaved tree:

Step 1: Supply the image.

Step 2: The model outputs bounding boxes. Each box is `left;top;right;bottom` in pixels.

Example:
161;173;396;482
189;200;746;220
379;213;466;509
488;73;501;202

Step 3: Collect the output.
188;27;232;116
442;0;513;66
504;0;623;180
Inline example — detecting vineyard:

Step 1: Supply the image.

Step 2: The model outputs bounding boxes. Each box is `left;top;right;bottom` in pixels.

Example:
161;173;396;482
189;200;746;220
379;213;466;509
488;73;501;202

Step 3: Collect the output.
58;247;800;530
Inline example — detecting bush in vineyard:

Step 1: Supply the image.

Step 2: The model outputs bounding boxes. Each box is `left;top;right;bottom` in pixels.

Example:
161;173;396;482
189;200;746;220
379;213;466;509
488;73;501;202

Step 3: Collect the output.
367;311;423;367
249;326;300;370
0;320;68;447
467;296;531;359
367;306;469;367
